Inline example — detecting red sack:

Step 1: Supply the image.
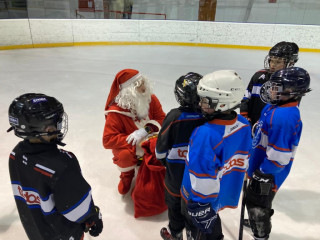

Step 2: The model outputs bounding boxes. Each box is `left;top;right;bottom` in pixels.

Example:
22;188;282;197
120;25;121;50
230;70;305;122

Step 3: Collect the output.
131;136;167;218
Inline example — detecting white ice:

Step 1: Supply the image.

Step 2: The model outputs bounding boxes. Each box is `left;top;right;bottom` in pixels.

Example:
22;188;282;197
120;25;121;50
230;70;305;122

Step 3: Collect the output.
0;45;319;240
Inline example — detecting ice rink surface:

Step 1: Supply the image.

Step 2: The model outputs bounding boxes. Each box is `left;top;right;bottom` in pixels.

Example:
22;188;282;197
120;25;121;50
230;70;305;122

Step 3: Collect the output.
0;45;319;240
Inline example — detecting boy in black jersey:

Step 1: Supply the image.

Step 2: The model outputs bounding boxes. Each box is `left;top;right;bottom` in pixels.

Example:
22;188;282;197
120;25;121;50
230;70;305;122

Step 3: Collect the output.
156;73;205;240
240;41;299;127
7;93;103;240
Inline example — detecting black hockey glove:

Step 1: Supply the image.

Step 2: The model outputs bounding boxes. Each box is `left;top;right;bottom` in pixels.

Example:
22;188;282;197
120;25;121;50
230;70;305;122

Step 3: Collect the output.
247;170;275;208
187;202;217;234
84;206;103;237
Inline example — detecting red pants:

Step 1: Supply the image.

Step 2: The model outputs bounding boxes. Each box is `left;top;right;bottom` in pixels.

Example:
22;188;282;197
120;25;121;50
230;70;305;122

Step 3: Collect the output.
112;148;138;172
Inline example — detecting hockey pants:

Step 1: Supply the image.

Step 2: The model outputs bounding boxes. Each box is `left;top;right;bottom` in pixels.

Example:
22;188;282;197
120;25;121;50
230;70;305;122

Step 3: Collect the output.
165;189;185;236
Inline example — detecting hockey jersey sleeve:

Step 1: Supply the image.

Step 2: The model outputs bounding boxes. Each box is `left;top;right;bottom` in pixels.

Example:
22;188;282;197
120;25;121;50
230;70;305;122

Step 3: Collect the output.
155;109;177;161
186;126;221;206
53;156;96;223
260;107;302;175
240;74;254;114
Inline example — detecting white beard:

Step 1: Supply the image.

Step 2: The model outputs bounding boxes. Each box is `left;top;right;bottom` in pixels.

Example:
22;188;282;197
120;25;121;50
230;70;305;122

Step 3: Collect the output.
115;79;152;120
134;92;151;119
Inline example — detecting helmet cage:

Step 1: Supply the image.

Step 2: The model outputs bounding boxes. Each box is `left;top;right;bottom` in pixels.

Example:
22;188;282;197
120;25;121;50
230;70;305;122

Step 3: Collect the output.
264;55;292;69
260;79;310;105
199;97;219;110
260;81;284;105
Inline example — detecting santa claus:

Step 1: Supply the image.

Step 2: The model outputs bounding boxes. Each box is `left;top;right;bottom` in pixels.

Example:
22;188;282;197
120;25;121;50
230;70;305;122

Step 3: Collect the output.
103;69;166;195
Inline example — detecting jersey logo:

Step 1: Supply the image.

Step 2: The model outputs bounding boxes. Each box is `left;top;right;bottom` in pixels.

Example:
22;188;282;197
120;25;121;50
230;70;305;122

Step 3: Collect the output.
259;74;266;80
182;79;189;87
32;97;47;103
218;153;248;178
17;185;41;205
9;116;19;126
12;182;55;214
167;146;188;160
177;149;188;159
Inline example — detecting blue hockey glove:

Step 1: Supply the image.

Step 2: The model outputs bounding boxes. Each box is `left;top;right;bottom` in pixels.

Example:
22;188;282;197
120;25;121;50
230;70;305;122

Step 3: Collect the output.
187;202;217;234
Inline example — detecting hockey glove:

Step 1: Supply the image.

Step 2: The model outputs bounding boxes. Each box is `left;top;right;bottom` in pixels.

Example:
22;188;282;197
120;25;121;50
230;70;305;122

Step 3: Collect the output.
187;202;217;234
84;206;103;237
247;170;275;208
126;128;148;146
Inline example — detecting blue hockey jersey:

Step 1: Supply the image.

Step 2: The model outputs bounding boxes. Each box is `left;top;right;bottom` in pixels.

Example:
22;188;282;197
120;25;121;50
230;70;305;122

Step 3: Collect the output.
247;101;302;191
181;113;252;212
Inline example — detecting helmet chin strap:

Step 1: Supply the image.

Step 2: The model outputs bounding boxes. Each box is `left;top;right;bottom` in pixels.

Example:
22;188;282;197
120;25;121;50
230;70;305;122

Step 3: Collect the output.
38;136;66;146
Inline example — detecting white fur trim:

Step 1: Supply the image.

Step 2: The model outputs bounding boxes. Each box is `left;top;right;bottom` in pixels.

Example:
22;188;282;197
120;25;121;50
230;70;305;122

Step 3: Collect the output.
120;73;142;89
146;120;161;133
117;165;136;172
105;110;135;119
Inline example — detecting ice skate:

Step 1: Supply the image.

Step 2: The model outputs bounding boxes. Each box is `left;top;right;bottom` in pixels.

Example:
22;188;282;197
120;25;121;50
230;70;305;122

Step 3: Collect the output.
160;227;183;240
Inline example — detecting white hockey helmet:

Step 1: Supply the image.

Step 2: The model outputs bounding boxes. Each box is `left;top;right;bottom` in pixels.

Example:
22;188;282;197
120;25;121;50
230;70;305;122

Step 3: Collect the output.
197;70;245;112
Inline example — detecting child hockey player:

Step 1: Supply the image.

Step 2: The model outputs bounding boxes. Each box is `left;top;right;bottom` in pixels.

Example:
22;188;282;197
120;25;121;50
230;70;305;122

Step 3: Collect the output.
181;70;252;239
7;93;103;240
156;72;205;240
246;67;311;240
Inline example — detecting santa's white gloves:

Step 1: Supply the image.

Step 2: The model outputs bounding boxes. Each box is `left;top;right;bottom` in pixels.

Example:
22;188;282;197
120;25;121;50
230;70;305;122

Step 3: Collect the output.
126;128;148;146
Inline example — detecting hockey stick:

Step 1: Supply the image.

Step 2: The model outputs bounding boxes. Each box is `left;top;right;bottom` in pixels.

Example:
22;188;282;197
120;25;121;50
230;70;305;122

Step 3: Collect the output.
238;177;248;240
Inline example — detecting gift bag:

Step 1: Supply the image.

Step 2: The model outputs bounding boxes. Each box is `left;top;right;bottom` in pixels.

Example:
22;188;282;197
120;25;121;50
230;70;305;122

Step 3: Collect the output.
131;136;167;218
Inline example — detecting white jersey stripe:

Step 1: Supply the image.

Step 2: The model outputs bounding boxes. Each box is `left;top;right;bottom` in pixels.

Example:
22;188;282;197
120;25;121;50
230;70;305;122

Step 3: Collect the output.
155;151;167;159
35;164;55;174
63;190;92;222
190;173;220;196
252;85;262;95
267;144;297;166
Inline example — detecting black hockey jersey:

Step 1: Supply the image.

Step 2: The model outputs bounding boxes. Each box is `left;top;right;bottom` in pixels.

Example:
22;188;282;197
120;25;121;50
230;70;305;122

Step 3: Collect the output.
155;107;205;196
9;140;96;240
240;69;272;126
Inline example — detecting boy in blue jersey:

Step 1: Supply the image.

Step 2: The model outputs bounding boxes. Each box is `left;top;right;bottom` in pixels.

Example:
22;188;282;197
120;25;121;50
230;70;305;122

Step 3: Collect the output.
246;67;311;240
156;72;205;240
180;70;252;239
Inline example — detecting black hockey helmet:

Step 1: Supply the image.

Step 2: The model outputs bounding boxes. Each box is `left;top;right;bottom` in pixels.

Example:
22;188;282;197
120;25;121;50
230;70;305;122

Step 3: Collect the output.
174;72;203;110
8;93;68;141
260;67;311;105
264;41;299;69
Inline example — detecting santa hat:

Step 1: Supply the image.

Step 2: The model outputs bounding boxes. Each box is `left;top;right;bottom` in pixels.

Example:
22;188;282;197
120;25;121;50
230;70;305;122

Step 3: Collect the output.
105;69;142;110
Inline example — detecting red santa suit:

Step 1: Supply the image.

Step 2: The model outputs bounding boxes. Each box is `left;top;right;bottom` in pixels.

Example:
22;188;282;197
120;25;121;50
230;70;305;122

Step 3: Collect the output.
102;69;165;195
